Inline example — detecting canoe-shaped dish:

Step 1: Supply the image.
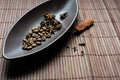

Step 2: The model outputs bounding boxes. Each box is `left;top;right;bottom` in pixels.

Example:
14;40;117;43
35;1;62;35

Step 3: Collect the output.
3;0;78;59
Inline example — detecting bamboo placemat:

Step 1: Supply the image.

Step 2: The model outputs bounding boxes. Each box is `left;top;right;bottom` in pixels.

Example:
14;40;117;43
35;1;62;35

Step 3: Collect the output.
0;0;120;80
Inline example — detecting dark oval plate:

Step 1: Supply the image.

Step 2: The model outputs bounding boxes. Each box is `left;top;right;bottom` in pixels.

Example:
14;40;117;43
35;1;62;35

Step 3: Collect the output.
3;0;78;59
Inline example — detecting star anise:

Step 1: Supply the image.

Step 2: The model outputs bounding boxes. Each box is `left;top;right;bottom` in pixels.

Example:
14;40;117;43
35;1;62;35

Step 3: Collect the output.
43;13;55;20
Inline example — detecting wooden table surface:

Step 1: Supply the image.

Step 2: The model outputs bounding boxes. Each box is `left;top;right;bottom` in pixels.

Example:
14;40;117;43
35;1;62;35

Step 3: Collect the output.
0;0;120;80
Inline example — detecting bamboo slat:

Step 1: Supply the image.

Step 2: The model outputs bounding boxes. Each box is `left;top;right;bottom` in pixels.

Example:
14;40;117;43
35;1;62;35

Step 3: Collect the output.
0;0;120;80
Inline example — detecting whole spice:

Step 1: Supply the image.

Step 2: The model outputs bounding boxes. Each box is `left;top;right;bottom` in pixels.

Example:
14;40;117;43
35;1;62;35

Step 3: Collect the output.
22;12;64;50
60;12;68;19
36;41;42;45
75;18;94;32
46;33;51;38
80;51;84;56
41;36;46;41
55;24;62;30
72;47;78;52
43;13;55;20
79;43;86;46
26;46;33;50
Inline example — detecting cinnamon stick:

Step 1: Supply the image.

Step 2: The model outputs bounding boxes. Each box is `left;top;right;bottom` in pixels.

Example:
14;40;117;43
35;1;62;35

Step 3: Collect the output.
75;18;94;32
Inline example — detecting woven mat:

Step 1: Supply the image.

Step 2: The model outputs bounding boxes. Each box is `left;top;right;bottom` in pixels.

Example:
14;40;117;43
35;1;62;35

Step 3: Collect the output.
0;0;120;80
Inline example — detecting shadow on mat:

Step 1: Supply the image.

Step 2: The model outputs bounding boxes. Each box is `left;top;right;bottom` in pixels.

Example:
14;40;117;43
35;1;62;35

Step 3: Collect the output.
6;20;77;79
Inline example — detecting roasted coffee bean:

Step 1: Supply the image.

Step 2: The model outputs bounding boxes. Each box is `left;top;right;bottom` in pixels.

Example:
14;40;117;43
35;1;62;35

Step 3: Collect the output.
36;41;42;45
32;33;39;37
26;33;31;39
26;46;32;50
32;43;37;47
46;33;51;38
41;36;46;41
